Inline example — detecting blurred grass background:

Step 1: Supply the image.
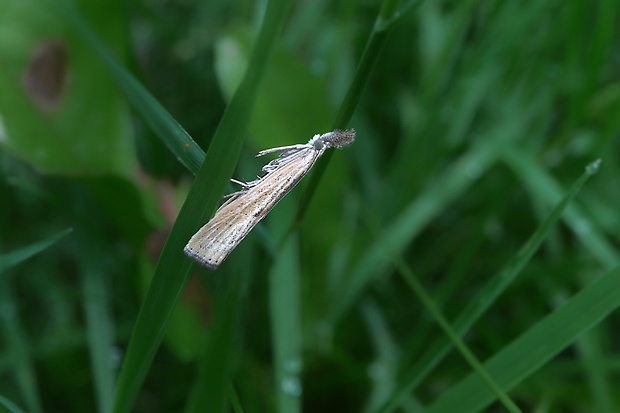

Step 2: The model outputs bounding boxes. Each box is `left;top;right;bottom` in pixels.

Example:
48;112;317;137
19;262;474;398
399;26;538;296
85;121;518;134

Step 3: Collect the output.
1;0;620;412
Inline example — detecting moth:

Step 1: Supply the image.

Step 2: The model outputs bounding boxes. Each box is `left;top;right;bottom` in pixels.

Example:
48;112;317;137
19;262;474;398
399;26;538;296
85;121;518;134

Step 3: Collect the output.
184;129;356;270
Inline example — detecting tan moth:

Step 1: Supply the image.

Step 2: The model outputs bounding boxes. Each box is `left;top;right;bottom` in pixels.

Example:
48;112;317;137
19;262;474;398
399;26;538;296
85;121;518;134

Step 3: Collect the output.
184;129;356;270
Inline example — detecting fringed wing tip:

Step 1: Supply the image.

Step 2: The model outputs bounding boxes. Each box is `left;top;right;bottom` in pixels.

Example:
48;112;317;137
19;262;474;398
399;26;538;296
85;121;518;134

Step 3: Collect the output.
184;245;219;271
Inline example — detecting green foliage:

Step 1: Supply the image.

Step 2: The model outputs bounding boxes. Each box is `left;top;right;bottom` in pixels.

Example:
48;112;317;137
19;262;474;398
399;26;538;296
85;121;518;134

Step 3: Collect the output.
0;0;134;175
1;0;620;412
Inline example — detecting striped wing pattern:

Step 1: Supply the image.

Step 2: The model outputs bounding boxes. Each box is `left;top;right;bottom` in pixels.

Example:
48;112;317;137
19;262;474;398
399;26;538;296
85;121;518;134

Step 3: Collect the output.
184;147;320;270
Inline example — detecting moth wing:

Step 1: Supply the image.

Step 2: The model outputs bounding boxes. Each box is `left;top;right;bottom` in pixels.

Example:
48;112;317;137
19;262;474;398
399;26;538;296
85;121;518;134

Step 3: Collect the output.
184;197;259;270
184;148;319;270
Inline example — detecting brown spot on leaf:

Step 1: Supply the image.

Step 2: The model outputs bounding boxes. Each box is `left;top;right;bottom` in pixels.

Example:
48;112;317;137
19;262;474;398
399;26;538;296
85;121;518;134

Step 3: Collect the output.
22;40;69;113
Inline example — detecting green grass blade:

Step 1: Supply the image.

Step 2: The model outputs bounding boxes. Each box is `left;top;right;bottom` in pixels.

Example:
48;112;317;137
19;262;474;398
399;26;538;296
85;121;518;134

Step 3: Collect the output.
269;214;303;413
390;255;522;413
0;395;26;413
331;143;498;324
335;0;422;126
294;0;423;224
0;228;72;273
80;251;115;413
184;274;245;413
426;264;620;413
360;300;401;413
501;149;617;267
0;281;43;413
375;159;601;413
269;238;303;413
575;327;616;413
108;0;293;411
228;384;245;413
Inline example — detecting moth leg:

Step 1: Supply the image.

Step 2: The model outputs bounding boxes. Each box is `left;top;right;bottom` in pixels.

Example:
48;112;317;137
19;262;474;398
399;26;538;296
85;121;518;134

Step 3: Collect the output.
256;144;309;157
230;178;251;188
218;179;250;205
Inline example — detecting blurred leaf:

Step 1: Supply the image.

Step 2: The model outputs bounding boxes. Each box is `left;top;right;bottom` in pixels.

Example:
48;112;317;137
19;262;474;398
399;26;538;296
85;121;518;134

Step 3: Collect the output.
0;0;134;175
0;281;43;413
0;395;26;413
268;193;303;413
83;176;155;246
40;0;206;176
332;142;499;324
0;227;71;273
375;158;601;413
502;149;618;268
80;252;115;413
136;261;209;362
215;26;334;148
427;265;620;413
